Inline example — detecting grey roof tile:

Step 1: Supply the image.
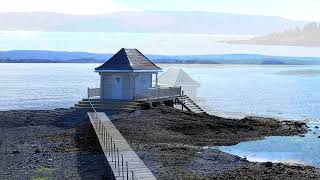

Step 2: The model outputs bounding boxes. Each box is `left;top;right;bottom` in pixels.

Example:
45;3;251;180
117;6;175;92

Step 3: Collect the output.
95;48;161;71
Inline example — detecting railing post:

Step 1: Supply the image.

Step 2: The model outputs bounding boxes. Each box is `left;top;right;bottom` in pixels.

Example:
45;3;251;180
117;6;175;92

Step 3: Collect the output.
114;143;116;168
111;137;113;161
117;148;120;176
126;162;129;180
108;133;111;156
102;126;104;147
88;87;90;98
105;130;107;149
122;155;124;180
105;131;108;152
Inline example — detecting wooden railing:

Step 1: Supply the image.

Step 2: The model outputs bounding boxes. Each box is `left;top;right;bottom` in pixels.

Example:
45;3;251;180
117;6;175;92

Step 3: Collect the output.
88;100;138;180
135;86;182;100
88;88;100;98
88;86;182;100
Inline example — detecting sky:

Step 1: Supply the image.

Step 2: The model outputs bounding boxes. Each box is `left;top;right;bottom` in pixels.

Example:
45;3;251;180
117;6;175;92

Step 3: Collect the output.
0;0;320;21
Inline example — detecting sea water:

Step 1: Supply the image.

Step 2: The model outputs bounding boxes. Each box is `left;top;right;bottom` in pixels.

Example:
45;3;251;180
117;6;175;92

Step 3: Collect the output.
218;126;320;167
1;63;320;123
1;31;320;167
160;64;320;167
1;63;320;167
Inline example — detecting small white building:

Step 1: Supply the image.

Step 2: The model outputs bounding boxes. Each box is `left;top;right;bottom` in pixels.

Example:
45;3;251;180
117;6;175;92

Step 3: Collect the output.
159;68;200;99
94;48;163;100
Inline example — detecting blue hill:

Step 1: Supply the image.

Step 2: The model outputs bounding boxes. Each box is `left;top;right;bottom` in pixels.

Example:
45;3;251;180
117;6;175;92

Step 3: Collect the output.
1;50;320;65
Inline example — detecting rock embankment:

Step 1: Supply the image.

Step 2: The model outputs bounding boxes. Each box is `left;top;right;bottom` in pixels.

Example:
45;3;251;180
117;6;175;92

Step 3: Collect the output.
113;107;307;147
112;107;318;179
0;109;111;179
0;107;318;179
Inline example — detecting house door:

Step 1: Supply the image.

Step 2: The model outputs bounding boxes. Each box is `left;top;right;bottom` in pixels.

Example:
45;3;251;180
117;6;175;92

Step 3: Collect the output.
112;76;122;99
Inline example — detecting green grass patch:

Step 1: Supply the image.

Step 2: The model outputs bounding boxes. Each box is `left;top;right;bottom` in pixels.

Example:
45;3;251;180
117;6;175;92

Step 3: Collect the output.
31;177;48;180
34;166;57;174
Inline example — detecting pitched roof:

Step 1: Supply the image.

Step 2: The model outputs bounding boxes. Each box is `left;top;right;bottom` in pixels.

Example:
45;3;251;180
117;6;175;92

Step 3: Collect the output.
95;48;162;72
159;69;200;87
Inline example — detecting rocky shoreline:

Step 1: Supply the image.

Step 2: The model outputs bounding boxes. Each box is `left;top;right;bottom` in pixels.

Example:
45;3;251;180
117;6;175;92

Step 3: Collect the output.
0;107;319;179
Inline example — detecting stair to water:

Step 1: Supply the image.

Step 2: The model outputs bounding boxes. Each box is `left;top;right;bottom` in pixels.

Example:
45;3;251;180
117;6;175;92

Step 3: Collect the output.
176;95;205;114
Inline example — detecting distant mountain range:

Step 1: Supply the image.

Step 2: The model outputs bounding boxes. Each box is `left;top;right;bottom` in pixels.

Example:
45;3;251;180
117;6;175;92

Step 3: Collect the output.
1;50;320;65
0;11;307;35
225;23;320;47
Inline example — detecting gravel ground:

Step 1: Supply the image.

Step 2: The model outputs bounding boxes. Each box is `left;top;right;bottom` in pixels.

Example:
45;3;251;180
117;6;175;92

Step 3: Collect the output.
0;109;113;180
0;106;319;179
112;106;320;179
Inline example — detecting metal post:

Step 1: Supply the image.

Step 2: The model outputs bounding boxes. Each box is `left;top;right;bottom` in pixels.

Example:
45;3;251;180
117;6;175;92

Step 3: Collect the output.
99;120;101;136
117;148;120;174
102;126;104;146
108;133;111;156
122;155;124;180
114;143;116;168
111;137;113;161
104;131;108;152
100;121;102;137
103;128;106;149
126;162;129;180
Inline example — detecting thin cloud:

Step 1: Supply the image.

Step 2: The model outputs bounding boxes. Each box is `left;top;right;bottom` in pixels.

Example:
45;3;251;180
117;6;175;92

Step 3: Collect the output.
0;0;137;14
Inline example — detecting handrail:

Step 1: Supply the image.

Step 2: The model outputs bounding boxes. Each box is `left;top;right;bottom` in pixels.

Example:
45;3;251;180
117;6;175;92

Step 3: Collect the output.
88;87;100;98
88;86;181;100
135;86;182;101
88;99;137;180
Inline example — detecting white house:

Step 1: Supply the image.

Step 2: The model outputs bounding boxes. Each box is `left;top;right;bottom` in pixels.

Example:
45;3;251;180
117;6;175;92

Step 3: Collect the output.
94;48;163;100
158;68;200;99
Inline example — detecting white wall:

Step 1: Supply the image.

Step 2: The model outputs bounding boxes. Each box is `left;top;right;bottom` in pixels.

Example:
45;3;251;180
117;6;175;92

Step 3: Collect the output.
134;73;152;95
100;72;153;100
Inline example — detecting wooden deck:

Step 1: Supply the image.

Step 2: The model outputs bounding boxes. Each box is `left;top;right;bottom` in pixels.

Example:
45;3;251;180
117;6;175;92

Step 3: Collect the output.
88;112;156;180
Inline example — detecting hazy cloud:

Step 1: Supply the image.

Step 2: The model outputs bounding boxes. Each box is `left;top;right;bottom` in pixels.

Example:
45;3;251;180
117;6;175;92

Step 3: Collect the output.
0;0;135;14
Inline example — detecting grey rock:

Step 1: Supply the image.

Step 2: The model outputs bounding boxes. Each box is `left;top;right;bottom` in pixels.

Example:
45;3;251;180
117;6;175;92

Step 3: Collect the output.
12;150;20;154
263;162;273;168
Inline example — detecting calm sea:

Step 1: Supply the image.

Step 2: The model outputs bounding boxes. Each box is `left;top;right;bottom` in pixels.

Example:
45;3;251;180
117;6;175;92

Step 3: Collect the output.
1;63;320;167
0;63;319;122
1;31;320;167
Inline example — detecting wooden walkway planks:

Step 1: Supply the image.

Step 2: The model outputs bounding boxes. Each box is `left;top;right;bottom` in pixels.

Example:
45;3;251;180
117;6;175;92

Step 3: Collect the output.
88;112;156;180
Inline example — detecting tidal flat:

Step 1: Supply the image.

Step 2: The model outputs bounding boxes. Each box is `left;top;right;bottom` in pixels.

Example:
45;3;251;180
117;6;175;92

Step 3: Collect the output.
1;107;319;179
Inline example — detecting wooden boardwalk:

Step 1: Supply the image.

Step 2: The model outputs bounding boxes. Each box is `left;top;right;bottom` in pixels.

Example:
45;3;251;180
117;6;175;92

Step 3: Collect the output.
88;112;156;180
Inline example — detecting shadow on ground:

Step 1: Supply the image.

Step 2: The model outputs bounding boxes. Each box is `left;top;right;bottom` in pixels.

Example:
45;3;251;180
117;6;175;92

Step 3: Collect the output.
73;110;116;179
